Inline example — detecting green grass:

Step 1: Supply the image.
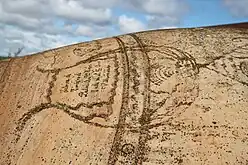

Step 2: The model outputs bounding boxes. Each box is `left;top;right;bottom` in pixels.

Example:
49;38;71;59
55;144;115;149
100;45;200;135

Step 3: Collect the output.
0;56;9;60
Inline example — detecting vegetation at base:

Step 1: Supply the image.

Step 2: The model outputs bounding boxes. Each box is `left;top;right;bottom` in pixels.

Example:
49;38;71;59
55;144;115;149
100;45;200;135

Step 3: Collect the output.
0;46;25;60
0;56;9;60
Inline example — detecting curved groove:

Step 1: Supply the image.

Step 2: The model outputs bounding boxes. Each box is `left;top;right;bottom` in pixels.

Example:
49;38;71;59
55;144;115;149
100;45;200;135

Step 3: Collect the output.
206;66;248;86
15;103;119;143
14;41;124;146
107;37;130;165
15;103;53;142
128;33;151;164
36;48;121;73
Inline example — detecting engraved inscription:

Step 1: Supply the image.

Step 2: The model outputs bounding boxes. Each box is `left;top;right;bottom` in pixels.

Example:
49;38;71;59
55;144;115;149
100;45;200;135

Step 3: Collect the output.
59;63;110;98
7;26;248;165
51;58;117;107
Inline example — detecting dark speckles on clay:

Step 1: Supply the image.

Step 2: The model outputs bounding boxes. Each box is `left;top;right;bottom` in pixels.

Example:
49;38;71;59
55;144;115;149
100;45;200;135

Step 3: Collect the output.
2;24;248;165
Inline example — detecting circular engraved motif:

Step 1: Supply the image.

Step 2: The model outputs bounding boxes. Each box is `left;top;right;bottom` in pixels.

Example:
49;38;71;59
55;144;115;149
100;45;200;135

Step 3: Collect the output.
150;64;177;85
150;47;198;86
73;41;102;57
121;144;135;155
240;61;248;77
73;48;83;56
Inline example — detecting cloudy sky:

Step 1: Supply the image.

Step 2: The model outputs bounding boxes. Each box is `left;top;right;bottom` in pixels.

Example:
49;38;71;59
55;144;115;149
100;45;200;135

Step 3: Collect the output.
0;0;248;56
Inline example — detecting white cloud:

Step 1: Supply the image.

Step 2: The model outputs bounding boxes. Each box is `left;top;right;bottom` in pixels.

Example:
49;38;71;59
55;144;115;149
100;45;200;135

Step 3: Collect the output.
75;25;94;37
0;0;114;33
142;0;187;16
50;0;112;25
0;0;116;56
0;25;74;56
0;0;189;56
0;0;114;24
118;15;146;33
119;0;188;27
80;0;116;9
160;26;177;29
223;0;248;17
